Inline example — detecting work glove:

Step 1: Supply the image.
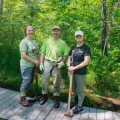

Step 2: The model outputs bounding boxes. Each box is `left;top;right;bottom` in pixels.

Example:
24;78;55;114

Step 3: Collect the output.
57;61;64;69
39;64;44;72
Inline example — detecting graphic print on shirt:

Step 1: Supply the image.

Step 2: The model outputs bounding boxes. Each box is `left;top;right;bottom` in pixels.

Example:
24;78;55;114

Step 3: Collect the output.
29;42;39;55
71;49;74;65
68;44;91;75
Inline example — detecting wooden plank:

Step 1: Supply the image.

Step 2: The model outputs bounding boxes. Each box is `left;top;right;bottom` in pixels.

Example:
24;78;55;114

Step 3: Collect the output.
80;107;89;120
54;103;67;120
36;99;54;120
8;101;35;120
88;108;97;120
25;100;49;120
113;112;120;120
9;115;25;120
8;106;31;120
62;104;72;120
0;88;8;96
0;90;12;101
0;92;17;107
71;112;80;120
45;102;63;120
71;104;81;120
9;100;49;120
0;94;20;117
104;110;113;120
2;104;23;119
0;93;20;118
0;87;19;94
0;100;19;118
96;109;105;120
0;87;119;120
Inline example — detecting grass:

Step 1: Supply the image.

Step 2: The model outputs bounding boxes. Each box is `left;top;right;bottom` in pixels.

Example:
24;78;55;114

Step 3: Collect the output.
0;70;120;112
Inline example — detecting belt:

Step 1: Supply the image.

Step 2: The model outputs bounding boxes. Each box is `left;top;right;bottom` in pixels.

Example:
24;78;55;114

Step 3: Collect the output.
45;59;56;63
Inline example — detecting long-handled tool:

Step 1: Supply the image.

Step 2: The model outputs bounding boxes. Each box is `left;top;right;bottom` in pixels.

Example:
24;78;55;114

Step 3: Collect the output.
35;66;39;100
64;72;73;117
50;56;63;74
28;66;42;103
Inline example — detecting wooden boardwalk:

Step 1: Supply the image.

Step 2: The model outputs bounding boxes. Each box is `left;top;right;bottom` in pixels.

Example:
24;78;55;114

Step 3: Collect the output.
0;87;120;120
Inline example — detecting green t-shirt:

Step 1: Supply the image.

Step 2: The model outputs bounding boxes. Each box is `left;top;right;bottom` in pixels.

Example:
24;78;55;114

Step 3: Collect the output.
19;38;39;67
40;38;68;61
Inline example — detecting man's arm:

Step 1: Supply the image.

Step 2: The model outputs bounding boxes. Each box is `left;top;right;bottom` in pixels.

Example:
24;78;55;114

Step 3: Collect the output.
40;53;45;64
62;56;68;63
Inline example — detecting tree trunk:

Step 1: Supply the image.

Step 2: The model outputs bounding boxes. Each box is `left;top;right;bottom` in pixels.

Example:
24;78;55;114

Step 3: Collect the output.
0;0;3;22
25;0;35;20
101;0;107;55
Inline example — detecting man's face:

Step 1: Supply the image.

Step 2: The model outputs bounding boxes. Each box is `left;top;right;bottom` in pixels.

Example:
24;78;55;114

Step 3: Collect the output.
75;35;83;43
52;29;60;38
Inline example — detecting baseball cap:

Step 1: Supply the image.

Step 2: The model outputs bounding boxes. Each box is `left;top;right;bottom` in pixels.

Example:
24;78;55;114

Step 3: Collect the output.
52;25;60;30
75;30;83;37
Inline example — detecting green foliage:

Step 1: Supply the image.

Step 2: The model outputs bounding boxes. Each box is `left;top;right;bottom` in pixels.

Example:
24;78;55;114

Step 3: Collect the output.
0;0;120;98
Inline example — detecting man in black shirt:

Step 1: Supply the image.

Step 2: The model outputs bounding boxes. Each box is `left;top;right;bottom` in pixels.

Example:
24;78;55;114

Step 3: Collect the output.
68;30;91;114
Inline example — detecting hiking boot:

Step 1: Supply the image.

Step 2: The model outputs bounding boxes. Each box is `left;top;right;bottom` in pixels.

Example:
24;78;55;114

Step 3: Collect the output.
38;95;44;101
67;102;77;109
54;96;60;108
40;94;48;105
73;105;84;114
20;97;30;107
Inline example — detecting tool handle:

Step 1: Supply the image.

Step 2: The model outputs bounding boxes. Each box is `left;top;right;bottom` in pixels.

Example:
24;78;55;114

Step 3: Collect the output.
67;72;73;112
35;66;38;99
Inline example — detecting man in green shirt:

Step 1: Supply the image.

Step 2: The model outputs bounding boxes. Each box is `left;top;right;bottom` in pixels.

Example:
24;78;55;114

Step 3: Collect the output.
39;25;68;108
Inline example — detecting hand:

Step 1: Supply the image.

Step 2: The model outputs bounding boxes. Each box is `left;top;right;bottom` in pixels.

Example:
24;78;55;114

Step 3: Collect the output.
57;61;64;69
39;64;44;71
34;60;40;66
68;66;76;72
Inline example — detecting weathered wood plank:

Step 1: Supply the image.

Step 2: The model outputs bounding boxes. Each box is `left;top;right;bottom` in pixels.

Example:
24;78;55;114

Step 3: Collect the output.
62;105;72;120
36;100;54;120
89;108;97;120
25;100;49;120
0;92;17;106
0;100;19;118
71;112;80;120
0;88;8;96
96;109;105;120
0;94;20;117
9;101;38;120
9;100;49;120
104;110;113;120
9;115;25;120
2;104;23;119
0;90;12;101
45;102;63;120
8;106;30;120
113;112;120;120
0;88;119;120
54;103;67;120
80;107;89;120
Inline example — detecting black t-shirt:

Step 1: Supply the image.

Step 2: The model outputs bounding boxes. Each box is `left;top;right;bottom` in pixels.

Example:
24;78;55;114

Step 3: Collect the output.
68;44;91;75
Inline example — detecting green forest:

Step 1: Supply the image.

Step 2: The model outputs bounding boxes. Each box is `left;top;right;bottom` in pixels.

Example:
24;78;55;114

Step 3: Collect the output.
0;0;120;111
